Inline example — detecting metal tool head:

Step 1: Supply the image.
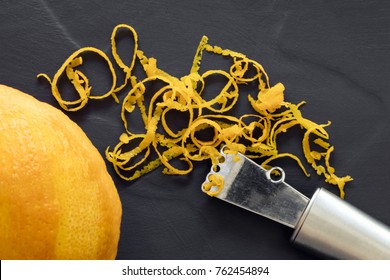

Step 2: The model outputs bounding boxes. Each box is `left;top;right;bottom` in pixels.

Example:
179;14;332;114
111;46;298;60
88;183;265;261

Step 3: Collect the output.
202;148;309;228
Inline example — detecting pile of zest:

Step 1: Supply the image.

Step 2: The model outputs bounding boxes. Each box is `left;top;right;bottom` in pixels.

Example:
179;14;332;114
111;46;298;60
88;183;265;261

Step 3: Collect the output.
38;24;352;198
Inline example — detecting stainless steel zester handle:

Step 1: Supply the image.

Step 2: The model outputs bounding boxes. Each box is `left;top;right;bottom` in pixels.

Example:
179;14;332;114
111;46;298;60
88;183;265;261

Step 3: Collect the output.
291;187;390;259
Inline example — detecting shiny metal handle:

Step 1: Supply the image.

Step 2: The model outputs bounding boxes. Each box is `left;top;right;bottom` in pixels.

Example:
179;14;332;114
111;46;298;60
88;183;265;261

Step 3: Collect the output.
291;188;390;259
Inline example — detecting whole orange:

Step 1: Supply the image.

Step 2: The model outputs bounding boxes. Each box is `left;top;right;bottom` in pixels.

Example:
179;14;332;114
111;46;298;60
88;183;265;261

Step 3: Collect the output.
0;85;122;259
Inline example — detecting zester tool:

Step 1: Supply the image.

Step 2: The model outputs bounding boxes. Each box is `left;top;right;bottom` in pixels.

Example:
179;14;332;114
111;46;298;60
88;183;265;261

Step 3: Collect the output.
201;148;390;259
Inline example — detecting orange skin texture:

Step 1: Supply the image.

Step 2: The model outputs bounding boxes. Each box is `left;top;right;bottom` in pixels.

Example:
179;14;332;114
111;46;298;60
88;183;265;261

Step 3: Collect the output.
0;85;122;259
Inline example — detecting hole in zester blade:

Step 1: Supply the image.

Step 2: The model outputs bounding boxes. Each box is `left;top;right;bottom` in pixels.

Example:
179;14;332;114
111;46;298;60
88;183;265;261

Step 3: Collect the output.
267;166;285;183
202;183;219;194
211;154;225;172
212;164;221;172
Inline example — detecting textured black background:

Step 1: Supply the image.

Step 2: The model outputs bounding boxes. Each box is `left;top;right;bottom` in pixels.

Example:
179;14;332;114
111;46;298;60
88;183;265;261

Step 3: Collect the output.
1;0;389;259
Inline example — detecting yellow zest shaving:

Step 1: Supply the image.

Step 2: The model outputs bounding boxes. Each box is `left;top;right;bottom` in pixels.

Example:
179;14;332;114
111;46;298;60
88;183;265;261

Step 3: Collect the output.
38;47;118;111
202;173;225;196
111;24;139;92
38;24;352;198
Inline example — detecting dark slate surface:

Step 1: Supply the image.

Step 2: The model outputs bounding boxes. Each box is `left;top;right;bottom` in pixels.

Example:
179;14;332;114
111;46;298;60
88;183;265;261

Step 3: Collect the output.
1;0;389;259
